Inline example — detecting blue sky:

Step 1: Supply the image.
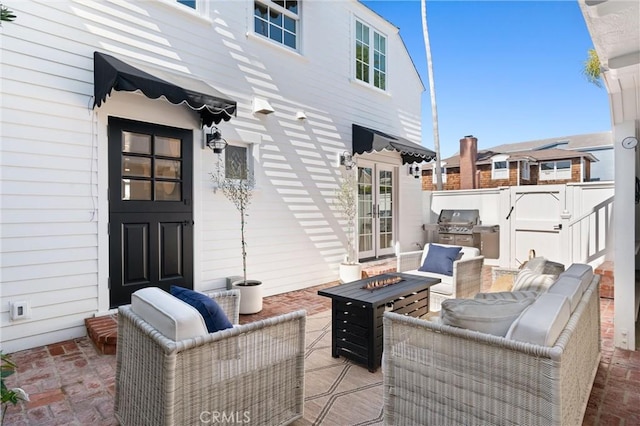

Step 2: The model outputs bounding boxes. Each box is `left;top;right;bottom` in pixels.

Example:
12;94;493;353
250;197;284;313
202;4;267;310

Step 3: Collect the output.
361;0;611;158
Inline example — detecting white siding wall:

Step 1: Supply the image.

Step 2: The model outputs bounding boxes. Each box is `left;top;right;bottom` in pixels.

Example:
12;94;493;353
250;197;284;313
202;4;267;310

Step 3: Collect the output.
0;0;424;352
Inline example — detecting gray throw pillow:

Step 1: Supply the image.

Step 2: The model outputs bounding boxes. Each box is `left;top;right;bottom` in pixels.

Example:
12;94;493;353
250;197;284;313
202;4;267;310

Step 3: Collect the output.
512;268;556;292
522;257;547;274
475;291;540;301
440;297;536;337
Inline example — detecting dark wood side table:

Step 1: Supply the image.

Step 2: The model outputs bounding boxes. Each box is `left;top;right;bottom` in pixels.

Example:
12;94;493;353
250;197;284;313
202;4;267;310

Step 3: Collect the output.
318;272;440;372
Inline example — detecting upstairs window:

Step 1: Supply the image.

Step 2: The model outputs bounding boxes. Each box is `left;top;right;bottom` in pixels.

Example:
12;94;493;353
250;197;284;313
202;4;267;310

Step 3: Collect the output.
521;161;530;180
540;160;571;180
433;165;447;184
355;20;386;90
177;0;196;9
254;0;299;50
492;158;509;180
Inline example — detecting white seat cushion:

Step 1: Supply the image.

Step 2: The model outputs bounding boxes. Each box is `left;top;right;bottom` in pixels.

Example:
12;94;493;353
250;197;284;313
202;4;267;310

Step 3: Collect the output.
506;292;571;346
402;269;453;295
559;264;593;294
548;275;583;312
131;287;208;341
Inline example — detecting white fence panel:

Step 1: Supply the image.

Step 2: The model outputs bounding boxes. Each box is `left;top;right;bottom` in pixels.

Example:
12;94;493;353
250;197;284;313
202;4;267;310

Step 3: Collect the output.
425;182;614;268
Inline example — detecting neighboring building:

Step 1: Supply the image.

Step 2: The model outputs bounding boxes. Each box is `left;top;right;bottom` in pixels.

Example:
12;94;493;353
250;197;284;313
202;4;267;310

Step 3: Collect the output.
487;131;613;182
423;134;606;191
580;0;640;351
0;1;433;352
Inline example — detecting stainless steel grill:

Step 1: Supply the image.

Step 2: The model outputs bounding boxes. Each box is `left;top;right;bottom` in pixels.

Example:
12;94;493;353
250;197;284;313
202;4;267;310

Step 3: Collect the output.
437;209;480;235
434;209;481;248
423;209;499;258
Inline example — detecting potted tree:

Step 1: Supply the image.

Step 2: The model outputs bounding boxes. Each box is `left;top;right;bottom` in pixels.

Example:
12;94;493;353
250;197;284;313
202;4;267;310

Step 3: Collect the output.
335;169;362;283
211;158;262;314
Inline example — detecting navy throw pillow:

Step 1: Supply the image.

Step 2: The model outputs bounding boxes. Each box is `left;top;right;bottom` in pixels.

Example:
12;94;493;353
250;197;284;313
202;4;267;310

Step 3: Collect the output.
170;286;233;333
418;244;462;276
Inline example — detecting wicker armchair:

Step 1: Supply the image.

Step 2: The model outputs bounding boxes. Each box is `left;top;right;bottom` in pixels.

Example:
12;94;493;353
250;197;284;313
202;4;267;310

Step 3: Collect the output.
115;288;306;426
396;244;484;311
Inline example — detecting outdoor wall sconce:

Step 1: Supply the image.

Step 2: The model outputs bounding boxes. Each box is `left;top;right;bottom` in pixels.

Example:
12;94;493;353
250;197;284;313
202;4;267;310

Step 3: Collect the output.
339;151;356;170
252;97;275;115
206;126;228;154
295;110;307;120
409;164;421;179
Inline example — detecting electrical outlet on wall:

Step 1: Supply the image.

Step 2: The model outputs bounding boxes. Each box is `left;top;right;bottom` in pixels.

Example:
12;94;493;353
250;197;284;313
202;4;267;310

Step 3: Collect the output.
10;301;31;321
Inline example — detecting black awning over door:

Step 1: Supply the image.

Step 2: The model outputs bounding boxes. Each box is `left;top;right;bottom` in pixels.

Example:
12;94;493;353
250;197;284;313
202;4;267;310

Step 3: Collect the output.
352;124;436;164
93;52;237;126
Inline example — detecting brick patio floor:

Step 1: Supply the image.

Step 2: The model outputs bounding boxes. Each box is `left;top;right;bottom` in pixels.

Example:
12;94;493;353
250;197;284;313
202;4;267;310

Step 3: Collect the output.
2;266;640;425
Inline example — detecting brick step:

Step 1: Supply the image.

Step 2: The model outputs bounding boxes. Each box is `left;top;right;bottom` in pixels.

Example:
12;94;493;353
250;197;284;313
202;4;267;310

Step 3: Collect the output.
595;260;614;299
85;315;118;355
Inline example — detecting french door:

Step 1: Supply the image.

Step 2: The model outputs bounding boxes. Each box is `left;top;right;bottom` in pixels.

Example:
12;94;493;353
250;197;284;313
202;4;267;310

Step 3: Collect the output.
357;163;396;259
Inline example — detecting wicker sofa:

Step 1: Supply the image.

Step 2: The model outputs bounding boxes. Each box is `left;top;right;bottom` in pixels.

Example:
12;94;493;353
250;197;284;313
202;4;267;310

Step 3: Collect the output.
115;287;306;426
396;243;484;311
382;264;601;426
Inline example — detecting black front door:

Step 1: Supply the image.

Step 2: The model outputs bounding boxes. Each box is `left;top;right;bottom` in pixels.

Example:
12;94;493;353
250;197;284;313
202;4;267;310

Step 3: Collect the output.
108;117;193;308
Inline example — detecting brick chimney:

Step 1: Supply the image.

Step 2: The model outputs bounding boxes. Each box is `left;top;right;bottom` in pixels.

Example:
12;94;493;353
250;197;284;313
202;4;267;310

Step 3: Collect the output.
459;135;478;189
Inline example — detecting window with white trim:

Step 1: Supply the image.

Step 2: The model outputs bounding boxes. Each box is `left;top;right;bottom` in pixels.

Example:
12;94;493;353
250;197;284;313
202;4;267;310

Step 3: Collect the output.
492;157;509;180
177;0;196;9
433;165;447;184
539;160;571;181
254;0;299;50
355;20;386;90
521;161;530;180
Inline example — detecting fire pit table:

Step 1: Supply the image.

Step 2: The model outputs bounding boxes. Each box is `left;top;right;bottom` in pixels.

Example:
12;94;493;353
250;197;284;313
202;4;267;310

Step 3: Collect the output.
318;272;440;372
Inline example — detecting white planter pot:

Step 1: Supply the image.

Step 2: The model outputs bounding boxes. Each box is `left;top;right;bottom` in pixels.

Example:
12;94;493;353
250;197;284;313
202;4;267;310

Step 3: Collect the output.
339;263;363;284
232;280;263;314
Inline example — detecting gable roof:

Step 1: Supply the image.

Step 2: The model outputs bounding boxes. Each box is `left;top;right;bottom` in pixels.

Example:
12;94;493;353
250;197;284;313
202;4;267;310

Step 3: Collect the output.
441;148;598;168
487;131;612;153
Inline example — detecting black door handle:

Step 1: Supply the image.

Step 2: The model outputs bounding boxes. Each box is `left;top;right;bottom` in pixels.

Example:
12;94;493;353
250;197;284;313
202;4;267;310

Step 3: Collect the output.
506;206;514;220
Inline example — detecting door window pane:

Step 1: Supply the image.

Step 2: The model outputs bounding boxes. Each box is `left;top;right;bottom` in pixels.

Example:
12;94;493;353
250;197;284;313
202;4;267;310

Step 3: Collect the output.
155;182;181;201
378;168;393;250
155;137;181;158
123;132;151;154
122;179;151;200
122;156;151;177
155;159;181;179
357;166;374;254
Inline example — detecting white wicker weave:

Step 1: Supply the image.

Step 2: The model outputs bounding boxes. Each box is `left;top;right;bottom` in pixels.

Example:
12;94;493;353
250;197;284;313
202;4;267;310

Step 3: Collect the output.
115;289;306;426
396;249;485;311
382;274;601;426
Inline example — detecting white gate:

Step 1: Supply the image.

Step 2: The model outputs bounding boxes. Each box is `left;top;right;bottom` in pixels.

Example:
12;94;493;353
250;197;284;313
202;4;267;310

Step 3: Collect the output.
509;185;567;267
427;182;614;268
